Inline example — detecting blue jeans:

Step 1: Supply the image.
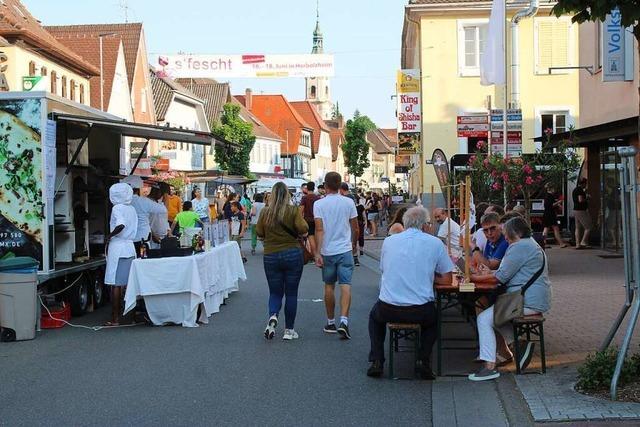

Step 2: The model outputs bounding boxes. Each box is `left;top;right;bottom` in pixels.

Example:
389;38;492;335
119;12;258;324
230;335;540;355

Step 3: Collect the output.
263;247;304;329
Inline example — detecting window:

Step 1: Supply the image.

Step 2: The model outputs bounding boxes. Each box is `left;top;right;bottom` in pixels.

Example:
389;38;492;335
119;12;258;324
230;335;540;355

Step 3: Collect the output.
325;86;329;97
310;85;316;98
50;71;57;94
535;17;572;74
79;84;85;104
61;76;67;98
69;79;75;101
540;111;569;136
457;20;488;76
40;66;47;76
28;61;35;76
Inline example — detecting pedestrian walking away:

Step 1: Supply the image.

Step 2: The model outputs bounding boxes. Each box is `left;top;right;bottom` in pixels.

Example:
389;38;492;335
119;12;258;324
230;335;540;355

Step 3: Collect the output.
300;181;321;258
257;182;308;340
542;183;569;248
313;172;359;340
250;192;266;255
572;177;592;249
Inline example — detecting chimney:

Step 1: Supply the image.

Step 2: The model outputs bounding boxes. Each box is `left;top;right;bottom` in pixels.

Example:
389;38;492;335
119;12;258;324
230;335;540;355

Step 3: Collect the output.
245;88;253;110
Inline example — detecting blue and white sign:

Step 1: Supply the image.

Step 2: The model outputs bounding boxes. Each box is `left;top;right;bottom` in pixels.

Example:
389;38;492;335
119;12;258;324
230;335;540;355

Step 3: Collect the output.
603;8;634;82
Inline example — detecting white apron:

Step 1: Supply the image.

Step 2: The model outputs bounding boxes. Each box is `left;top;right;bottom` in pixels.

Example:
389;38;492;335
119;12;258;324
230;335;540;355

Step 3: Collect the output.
105;237;136;284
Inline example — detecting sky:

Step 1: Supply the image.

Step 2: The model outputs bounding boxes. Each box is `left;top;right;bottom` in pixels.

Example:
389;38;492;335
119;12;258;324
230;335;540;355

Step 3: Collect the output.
23;0;405;128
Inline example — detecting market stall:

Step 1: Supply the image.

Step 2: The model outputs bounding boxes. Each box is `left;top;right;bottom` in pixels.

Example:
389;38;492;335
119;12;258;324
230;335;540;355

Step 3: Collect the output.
124;241;246;327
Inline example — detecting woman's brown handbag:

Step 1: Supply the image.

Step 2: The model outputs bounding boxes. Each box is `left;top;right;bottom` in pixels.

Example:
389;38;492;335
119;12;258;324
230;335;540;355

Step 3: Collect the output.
280;222;314;264
493;252;546;327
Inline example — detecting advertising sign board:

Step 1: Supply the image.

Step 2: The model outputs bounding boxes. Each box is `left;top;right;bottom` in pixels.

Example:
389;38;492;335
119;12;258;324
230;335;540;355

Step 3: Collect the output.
396;69;422;155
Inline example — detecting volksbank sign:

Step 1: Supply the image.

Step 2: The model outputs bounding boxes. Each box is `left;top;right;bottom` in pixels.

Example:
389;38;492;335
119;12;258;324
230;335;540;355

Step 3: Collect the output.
603;8;634;82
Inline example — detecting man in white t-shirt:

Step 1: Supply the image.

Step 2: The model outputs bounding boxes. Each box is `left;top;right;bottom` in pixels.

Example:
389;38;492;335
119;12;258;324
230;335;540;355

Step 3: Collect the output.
314;172;359;340
434;208;462;258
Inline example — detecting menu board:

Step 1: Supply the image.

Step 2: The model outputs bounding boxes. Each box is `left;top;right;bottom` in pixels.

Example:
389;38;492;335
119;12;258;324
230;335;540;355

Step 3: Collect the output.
0;98;44;265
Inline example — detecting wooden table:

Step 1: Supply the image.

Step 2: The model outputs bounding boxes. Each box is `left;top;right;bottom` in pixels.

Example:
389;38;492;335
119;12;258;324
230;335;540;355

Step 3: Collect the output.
435;280;498;376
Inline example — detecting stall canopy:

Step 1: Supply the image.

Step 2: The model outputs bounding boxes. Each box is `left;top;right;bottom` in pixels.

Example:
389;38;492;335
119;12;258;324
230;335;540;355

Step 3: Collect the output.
53;113;235;147
183;170;257;185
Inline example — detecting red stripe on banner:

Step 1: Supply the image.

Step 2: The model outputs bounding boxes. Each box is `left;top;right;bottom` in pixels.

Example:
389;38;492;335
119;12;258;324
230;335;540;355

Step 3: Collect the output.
242;55;265;64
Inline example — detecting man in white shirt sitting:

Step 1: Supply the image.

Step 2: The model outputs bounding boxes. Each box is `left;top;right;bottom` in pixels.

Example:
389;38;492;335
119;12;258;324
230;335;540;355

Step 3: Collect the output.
367;207;454;379
434;207;462;258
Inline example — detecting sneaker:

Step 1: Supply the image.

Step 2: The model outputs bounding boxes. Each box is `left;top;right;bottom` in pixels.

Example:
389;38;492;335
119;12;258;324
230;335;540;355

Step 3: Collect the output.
354;257;360;266
283;329;299;340
519;342;536;371
468;367;500;382
360;249;364;256
264;315;278;340
323;323;337;334
242;257;248;263
367;361;383;378
337;322;351;340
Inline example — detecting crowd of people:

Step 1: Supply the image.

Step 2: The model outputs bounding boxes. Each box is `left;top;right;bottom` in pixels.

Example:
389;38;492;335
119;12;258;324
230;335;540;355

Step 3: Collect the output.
105;172;576;382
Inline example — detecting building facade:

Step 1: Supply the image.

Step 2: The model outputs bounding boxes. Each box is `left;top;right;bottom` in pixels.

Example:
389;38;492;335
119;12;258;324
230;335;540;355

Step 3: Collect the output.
291;101;333;183
150;69;209;171
402;0;581;197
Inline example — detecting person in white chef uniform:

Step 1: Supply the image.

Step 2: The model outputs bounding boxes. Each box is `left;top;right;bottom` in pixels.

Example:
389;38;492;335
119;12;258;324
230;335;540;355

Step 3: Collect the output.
105;183;138;326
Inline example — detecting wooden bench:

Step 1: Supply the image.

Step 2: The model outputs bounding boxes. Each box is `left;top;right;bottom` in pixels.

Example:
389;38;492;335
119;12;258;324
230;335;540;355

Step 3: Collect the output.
512;315;546;374
388;323;421;379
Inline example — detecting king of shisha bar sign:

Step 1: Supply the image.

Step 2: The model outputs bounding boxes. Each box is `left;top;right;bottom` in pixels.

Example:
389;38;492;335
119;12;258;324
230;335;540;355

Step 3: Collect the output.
396;69;421;156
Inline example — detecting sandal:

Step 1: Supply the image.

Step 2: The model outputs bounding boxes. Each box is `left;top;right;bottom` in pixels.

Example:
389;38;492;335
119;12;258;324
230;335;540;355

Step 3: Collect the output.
103;321;119;327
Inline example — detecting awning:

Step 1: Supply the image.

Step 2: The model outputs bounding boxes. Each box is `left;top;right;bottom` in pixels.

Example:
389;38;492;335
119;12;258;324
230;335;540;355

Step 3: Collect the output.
533;116;638;148
182;170;257;185
53;113;235;147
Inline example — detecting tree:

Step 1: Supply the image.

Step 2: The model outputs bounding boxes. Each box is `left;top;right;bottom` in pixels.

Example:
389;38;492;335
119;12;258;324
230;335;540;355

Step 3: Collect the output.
343;110;376;182
212;103;256;177
552;1;640;137
331;102;342;120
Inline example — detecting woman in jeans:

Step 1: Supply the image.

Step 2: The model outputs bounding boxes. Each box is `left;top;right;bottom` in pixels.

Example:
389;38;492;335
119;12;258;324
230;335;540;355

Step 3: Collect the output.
256;182;309;340
468;216;551;381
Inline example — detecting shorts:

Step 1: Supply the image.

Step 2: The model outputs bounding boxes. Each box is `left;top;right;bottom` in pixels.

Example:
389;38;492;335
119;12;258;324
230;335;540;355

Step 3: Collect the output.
367;213;379;222
322;251;354;285
574;210;592;230
113;257;134;287
306;220;315;236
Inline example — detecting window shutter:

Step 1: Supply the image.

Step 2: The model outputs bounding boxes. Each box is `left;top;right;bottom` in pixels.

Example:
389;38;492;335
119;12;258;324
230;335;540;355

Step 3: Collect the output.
536;19;570;74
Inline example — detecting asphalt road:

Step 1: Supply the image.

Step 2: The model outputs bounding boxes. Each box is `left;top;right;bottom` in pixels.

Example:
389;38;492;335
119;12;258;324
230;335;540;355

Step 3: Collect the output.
0;249;432;426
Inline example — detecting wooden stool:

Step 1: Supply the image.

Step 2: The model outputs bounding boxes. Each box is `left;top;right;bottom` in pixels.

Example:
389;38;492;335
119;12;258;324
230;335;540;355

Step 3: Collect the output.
512;315;546;374
388;323;421;379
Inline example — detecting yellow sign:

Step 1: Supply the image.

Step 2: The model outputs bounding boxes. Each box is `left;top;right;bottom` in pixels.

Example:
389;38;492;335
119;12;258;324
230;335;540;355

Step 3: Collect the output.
397;69;420;93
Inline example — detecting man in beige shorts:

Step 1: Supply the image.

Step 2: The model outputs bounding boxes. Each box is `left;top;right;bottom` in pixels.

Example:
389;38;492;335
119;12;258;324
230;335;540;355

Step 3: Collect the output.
572;178;592;249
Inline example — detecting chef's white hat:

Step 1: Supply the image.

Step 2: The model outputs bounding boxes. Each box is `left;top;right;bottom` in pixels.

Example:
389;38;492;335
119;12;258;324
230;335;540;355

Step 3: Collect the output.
109;182;133;205
121;175;143;189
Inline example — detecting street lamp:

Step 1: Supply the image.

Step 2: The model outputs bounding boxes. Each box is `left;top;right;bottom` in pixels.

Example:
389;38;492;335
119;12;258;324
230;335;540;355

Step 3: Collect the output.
99;32;117;111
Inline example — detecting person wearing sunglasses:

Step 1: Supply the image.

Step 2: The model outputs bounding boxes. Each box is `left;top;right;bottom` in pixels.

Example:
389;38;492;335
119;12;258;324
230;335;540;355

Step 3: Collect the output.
472;212;508;270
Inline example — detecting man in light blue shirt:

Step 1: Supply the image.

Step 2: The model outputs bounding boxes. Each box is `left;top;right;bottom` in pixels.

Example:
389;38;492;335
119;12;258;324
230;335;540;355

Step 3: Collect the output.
367;207;454;379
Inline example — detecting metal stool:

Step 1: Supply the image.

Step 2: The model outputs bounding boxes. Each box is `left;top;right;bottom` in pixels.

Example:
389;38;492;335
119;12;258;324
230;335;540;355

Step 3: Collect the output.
388;323;421;379
513;315;546;374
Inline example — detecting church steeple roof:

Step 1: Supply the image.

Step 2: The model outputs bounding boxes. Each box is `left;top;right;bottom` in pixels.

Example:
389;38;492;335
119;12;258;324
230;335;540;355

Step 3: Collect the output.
312;0;323;54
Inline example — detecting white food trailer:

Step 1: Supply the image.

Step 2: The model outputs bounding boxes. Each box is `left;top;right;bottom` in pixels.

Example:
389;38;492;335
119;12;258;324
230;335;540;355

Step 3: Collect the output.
0;92;225;316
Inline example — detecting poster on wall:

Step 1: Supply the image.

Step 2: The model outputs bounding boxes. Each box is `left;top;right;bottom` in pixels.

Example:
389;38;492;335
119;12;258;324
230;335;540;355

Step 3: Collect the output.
396;69;422;156
0;98;44;265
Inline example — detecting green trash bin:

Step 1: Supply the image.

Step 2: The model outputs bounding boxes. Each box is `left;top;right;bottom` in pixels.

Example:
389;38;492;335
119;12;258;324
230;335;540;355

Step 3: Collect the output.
0;257;39;342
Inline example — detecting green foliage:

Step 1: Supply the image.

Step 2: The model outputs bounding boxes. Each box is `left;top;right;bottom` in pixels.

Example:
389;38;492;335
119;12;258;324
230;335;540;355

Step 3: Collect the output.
343;110;376;178
577;347;640;391
212;103;256;177
466;135;581;212
331;102;342;120
552;0;640;39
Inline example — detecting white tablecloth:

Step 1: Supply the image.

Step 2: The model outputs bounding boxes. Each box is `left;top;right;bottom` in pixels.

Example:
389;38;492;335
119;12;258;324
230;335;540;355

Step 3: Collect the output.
124;241;246;327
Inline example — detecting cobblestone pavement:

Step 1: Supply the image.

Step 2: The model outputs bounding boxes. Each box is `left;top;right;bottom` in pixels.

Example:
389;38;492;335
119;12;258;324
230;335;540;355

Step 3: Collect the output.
516;365;640;421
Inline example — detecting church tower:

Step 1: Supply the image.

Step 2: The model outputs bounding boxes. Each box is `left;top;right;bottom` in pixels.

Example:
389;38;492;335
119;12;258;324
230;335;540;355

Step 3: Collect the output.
305;0;333;120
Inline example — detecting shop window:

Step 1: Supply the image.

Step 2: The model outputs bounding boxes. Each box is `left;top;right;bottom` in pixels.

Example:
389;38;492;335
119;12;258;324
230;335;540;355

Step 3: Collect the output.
28;61;36;76
535;17;572;74
61;76;67;98
40;66;47;76
457;19;488;76
50;71;57;94
79;84;85;104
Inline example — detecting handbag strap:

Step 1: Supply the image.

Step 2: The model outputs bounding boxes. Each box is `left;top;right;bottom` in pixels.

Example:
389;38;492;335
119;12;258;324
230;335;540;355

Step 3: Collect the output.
520;250;546;295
